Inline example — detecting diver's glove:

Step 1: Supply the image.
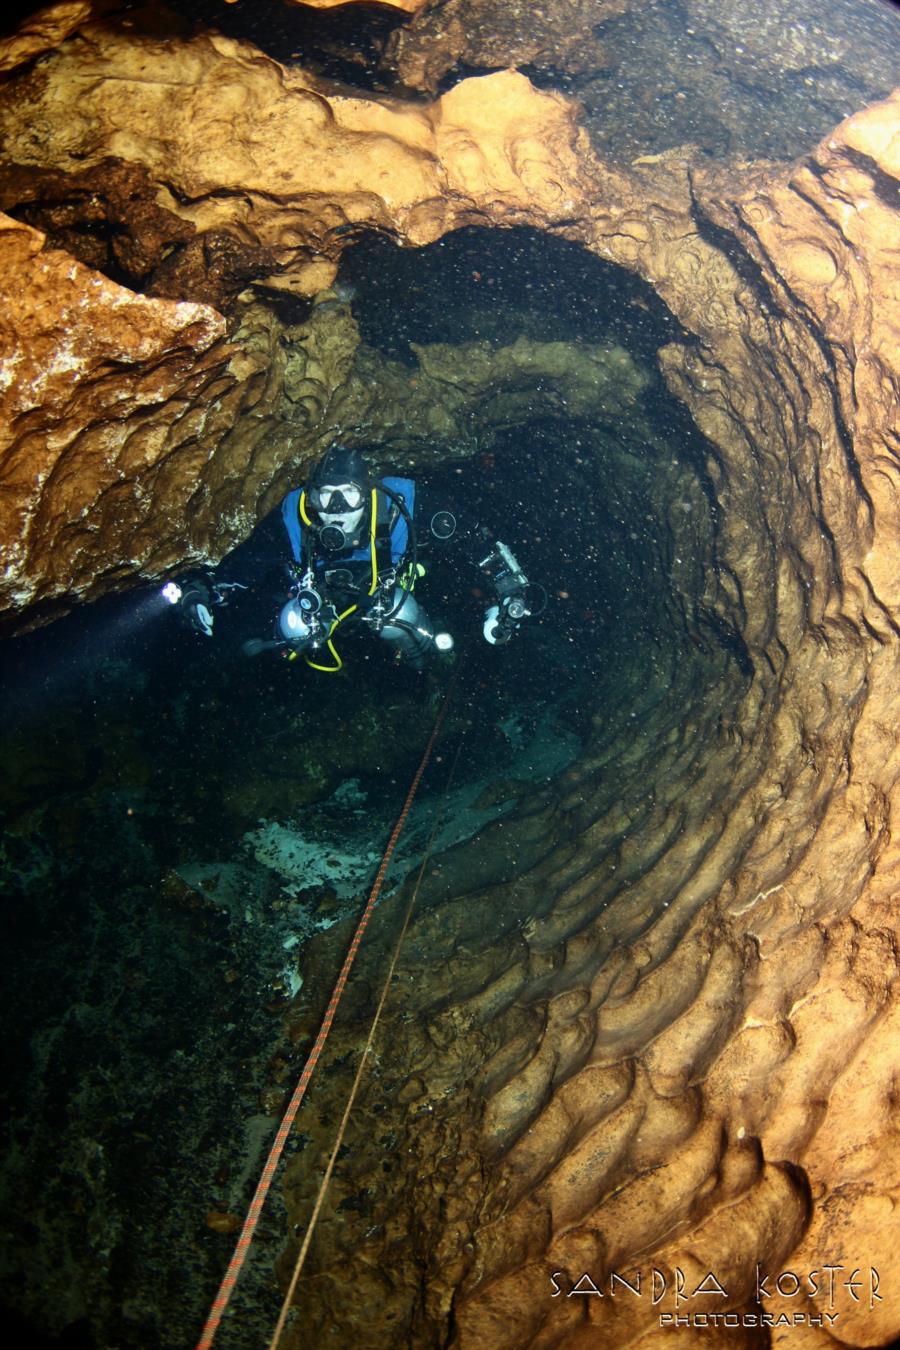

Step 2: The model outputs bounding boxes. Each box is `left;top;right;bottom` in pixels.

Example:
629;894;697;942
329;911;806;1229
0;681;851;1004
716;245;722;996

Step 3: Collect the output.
179;579;216;637
162;577;248;638
242;638;283;658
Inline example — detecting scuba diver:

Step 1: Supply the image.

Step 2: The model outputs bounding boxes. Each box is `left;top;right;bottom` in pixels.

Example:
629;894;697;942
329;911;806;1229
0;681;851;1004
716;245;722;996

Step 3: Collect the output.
165;445;539;671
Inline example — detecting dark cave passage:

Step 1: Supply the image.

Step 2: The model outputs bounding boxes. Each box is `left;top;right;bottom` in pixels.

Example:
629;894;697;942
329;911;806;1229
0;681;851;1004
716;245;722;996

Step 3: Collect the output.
0;0;898;1343
338;225;688;363
337;223;747;693
0;215;753;1347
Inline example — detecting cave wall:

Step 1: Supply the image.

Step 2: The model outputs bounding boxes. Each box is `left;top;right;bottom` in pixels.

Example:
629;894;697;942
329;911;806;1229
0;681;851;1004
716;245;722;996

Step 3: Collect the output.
269;63;897;1350
0;11;615;625
0;5;898;1347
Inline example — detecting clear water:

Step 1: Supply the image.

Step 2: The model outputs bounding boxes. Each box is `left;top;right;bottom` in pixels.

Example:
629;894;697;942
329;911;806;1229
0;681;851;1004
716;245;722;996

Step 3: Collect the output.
0;0;897;1346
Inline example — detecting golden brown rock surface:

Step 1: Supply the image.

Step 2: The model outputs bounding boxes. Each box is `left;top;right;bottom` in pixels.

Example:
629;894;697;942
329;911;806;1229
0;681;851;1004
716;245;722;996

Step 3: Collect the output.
291;0;428;11
273;93;900;1348
0;6;898;1346
0;212;232;616
0;0;90;73
0;21;592;296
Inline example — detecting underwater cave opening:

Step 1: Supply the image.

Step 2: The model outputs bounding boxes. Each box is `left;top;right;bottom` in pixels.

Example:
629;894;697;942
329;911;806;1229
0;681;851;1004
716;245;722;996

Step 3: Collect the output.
0;3;896;1344
0;204;748;1144
332;222;747;747
0;229;754;1350
0;339;744;1337
338;224;687;366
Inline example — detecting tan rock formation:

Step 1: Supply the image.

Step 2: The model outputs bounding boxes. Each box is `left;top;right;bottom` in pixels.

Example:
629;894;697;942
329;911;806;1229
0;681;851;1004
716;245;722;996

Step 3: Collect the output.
0;7;898;1347
272;93;900;1349
0;0;90;74
291;0;428;11
0;213;231;617
0;21;592;296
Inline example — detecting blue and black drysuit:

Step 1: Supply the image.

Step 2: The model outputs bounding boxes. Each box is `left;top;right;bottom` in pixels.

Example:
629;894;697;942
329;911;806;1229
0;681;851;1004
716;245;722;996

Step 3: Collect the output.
279;476;441;671
170;472;533;663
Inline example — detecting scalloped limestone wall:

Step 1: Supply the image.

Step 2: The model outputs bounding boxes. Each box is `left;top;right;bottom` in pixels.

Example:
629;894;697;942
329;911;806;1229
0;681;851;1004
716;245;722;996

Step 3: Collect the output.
0;8;897;1346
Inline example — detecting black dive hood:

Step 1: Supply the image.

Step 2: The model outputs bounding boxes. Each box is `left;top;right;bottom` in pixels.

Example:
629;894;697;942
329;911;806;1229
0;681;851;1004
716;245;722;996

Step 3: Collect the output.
308;446;370;498
308;445;371;551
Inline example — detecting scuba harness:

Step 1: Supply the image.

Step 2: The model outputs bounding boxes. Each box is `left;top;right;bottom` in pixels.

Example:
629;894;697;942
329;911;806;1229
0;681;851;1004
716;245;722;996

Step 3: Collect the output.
287;480;422;672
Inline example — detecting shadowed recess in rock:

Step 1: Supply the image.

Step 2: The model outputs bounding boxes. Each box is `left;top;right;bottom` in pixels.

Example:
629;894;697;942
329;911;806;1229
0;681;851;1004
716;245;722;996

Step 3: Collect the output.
0;1;899;1347
339;225;689;363
160;0;408;88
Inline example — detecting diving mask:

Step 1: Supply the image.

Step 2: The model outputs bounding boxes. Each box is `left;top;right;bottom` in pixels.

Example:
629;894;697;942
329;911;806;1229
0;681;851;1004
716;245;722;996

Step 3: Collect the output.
308;482;364;513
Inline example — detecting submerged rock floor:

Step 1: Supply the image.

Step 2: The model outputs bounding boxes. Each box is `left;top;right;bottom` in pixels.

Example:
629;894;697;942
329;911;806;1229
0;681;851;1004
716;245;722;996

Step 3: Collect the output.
0;609;588;1347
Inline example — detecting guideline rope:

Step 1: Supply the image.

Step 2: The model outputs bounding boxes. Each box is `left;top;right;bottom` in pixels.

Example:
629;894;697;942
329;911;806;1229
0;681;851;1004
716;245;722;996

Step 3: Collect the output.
267;736;465;1350
195;675;458;1350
